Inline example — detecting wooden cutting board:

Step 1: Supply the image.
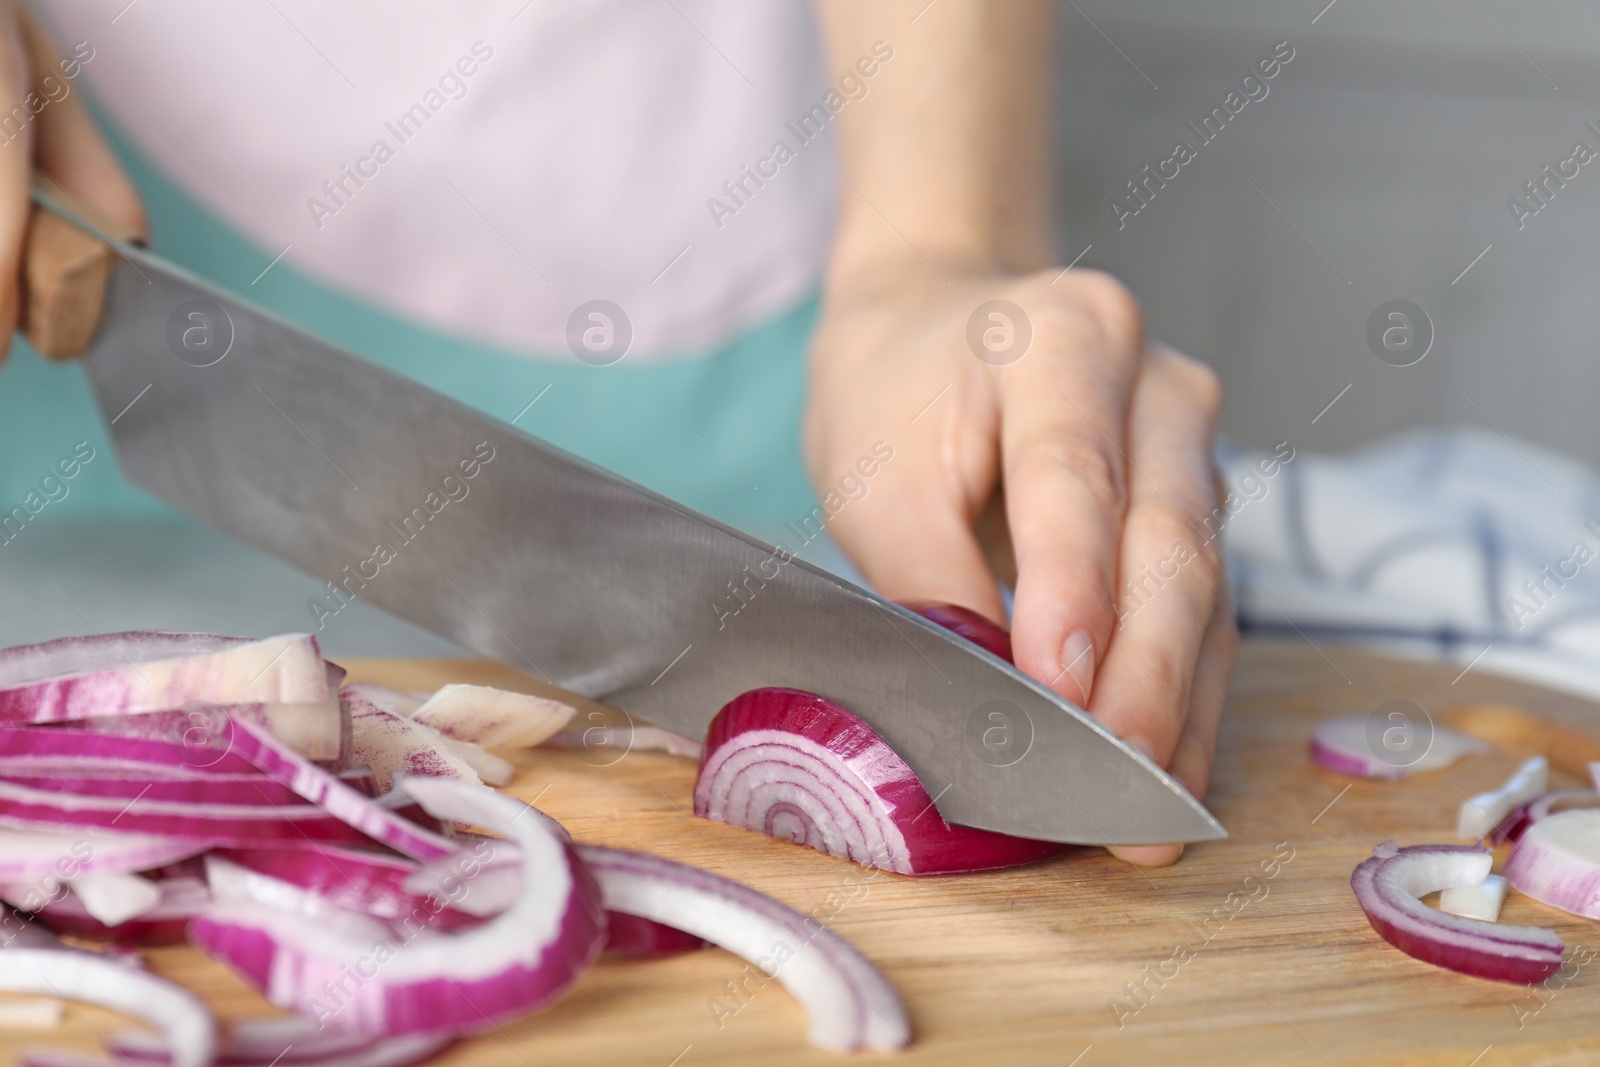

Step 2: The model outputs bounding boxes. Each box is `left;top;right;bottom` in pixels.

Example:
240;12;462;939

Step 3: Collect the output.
7;639;1600;1067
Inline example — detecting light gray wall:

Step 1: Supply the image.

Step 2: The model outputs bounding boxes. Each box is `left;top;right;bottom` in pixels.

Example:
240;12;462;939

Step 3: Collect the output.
1052;1;1600;466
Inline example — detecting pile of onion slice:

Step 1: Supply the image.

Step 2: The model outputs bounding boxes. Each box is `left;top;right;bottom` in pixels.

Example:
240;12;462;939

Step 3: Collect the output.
1350;841;1565;984
694;602;1070;875
0;629;909;1062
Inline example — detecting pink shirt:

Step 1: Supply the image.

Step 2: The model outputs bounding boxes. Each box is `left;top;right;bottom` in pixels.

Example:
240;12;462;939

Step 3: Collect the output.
42;0;839;360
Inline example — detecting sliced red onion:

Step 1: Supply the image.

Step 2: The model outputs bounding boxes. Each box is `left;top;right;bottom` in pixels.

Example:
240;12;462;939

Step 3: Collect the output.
0;776;375;847
0;632;329;724
213;846;483;932
1490;789;1600;846
1351;841;1564;983
79;701;343;762
62;872;161;926
696;687;1069;875
225;717;455;861
0;827;209;882
0;924;216;1067
1458;757;1548;840
345;693;488;791
578;844;908;1052
407;684;574;748
603;912;711;957
191;777;605;1036
1504;809;1600;920
1439;873;1508;922
0;726;261;774
0;769;320;808
1310;716;1487;780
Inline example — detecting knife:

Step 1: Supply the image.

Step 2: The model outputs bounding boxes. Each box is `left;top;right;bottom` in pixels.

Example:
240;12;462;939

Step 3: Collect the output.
24;189;1224;846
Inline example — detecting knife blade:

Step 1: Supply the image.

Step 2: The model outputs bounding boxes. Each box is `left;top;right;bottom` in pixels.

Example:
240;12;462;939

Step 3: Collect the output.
40;192;1224;846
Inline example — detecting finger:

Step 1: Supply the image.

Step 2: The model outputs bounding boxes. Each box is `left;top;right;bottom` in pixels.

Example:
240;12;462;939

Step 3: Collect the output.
0;7;33;366
1003;270;1146;706
1166;581;1238;802
20;11;145;238
1088;345;1223;869
1110;586;1234;867
1087;344;1224;763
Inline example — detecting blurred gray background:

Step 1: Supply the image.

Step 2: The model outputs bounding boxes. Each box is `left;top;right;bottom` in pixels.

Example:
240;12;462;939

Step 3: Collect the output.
1053;0;1600;464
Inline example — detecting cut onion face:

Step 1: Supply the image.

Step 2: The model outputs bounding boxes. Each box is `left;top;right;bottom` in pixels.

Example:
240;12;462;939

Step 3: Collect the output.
579;844;908;1052
191;777;605;1036
1351;841;1564;984
1310;716;1487;780
0;925;217;1067
0;632;330;725
696;687;1069;875
408;684;574;749
1458;757;1548;840
1504;809;1600;920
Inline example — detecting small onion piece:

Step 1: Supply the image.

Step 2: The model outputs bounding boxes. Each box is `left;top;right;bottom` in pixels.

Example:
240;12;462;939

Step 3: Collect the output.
20;876;210;945
696;687;1070;875
578;844;908;1052
1439;874;1508;923
62;872;161;926
1311;717;1487;780
94;1033;452;1067
1504;808;1600;920
191;777;605;1036
1351;841;1564;984
1458;757;1548;840
408;684;575;749
0;922;216;1067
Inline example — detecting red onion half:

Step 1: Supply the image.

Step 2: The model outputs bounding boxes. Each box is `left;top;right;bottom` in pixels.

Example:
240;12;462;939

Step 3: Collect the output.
1351;841;1564;984
578;844;908;1052
694;601;1068;875
696;687;1069;875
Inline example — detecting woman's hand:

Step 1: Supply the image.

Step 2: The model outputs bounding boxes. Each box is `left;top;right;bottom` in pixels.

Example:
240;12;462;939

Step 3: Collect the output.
805;264;1237;866
0;1;144;365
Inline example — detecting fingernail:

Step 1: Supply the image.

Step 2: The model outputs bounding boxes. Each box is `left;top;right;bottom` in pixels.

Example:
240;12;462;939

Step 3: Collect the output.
1059;629;1095;703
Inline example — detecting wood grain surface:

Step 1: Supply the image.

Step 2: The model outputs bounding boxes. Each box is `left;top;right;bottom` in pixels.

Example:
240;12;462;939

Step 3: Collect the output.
7;639;1600;1067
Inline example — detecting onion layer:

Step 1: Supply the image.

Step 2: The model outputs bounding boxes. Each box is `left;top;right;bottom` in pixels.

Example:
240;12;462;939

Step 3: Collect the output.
578;844;908;1052
1351;841;1563;984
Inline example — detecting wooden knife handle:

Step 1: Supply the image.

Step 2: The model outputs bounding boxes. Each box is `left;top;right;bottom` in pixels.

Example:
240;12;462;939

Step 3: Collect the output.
21;200;116;362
